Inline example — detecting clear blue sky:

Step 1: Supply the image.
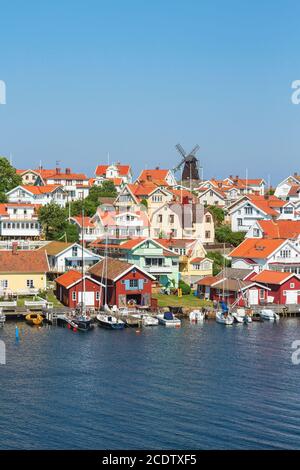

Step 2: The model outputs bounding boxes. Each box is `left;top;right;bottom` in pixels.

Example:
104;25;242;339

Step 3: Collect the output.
1;0;300;184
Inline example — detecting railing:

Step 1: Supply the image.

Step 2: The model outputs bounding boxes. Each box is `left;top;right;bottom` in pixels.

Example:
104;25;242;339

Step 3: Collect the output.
0;301;17;307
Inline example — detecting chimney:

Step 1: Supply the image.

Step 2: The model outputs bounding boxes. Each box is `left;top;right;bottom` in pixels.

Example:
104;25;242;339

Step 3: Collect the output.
147;175;152;181
12;242;18;255
65;168;71;175
155;166;160;170
264;194;269;200
294;172;298;177
229;175;233;179
56;167;61;175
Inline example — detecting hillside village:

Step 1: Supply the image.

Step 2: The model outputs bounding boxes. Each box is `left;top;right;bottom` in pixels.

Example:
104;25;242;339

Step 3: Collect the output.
1;155;300;310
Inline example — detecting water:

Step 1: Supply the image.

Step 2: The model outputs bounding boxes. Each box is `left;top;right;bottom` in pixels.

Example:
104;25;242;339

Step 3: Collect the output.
0;319;300;450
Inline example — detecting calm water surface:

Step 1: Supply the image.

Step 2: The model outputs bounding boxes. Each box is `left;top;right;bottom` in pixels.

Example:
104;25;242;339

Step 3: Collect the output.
0;319;300;449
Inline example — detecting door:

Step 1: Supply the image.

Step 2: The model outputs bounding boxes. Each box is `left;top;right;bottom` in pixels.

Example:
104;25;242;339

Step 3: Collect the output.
78;291;94;306
248;289;259;305
285;290;298;304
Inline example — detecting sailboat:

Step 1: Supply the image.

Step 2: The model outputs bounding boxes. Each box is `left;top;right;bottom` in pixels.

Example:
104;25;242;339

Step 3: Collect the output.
215;244;234;325
72;204;94;332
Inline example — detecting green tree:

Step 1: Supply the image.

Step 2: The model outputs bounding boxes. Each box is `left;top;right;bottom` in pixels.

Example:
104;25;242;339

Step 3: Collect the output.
215;224;245;246
207;206;225;226
38;203;68;240
206;251;231;275
54;222;79;243
179;279;191;295
0;157;22;200
68;181;117;217
90;181;117;199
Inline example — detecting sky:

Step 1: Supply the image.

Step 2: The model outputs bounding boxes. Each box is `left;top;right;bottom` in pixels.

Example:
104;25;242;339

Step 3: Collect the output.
1;0;300;184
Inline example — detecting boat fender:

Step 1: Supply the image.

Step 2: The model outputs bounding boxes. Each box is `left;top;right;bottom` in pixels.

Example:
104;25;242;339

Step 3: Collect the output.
67;324;71;329
73;327;77;332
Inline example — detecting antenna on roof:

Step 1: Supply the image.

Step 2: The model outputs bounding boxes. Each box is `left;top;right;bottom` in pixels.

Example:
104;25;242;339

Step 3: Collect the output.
9;153;13;165
107;152;110;166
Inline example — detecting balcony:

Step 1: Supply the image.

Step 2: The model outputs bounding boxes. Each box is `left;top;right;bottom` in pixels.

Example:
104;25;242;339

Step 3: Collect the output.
146;266;173;274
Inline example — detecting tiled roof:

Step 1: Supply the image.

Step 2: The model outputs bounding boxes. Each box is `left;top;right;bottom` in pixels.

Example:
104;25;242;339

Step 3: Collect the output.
95;165;131;177
229;238;286;259
89;257;135;281
55;269;82;288
0;249;48;273
0;203;40;216
190;257;205;263
257;220;300;239
251;270;298;285
71;216;95;228
137;169;171;186
21;185;62;194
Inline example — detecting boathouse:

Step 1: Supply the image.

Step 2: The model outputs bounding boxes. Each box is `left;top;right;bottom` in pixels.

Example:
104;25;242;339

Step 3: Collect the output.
88;258;155;308
246;270;300;304
55;270;104;308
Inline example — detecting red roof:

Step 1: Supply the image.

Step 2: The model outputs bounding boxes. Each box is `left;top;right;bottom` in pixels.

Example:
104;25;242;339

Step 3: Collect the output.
71;216;95;228
137;169;170;186
95;165;131;177
257;220;300;239
0;249;49;273
0;203;40;216
190;257;205;263
229;238;286;259
55;270;82;288
251;270;299;285
21;185;62;194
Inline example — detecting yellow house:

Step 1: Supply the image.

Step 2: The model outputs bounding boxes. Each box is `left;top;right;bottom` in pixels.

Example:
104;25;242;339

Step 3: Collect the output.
158;238;213;287
0;248;49;295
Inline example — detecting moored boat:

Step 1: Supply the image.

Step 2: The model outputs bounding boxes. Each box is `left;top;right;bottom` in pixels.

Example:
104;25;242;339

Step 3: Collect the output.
156;312;181;327
189;310;205;322
259;309;280;322
96;313;125;330
216;311;234;325
0;308;5;327
131;313;159;326
25;312;43;326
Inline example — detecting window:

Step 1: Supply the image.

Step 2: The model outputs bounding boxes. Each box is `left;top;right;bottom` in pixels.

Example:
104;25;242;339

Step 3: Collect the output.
279;249;291;258
72;246;78;257
284;206;293;214
72;291;76;301
253;228;260;237
169;215;174;224
206;215;211;223
245;206;253;215
237;218;243;226
157;214;163;223
129;279;138;288
290;283;295;288
26;279;34;288
0;280;8;288
205;231;211;239
259;289;265;300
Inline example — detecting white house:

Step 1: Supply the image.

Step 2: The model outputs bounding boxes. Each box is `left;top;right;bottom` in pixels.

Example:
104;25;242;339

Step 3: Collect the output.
0;203;41;240
229;237;300;274
94;163;132;185
69;216;103;243
197;187;226;207
227;195;285;232
6;185;67;207
42;241;102;273
274;173;300;199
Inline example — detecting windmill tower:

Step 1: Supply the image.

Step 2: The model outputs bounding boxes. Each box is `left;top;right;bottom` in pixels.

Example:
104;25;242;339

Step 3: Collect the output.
173;144;201;183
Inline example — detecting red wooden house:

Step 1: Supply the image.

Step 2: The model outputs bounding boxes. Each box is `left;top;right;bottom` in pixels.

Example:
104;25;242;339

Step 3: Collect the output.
246;270;300;304
55;270;104;308
197;268;270;306
89;258;155;308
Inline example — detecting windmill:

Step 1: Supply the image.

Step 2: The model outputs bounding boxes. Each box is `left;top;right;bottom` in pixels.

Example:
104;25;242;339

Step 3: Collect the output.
173;143;201;181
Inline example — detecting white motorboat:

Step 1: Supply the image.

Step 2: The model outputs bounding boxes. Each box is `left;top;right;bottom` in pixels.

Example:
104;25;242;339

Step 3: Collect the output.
216;311;234;325
259;309;280;322
232;308;252;324
0;308;5;327
189;310;205;322
96;313;125;330
156;312;181;327
131;313;159;326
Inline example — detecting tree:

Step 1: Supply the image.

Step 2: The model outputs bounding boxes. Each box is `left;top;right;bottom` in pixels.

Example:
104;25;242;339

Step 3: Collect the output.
0;157;22;200
54;222;79;243
206;251;231;275
38;203;68;240
90;181;117;199
215;224;245;247
179;279;191;295
207;206;225;226
68;181;117;217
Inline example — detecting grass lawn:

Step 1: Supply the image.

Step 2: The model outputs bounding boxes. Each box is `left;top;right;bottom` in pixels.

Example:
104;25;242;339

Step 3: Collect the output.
152;293;212;308
16;291;63;308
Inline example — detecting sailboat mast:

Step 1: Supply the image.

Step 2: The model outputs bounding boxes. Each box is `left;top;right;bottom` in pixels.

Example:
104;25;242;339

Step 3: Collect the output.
81;197;85;315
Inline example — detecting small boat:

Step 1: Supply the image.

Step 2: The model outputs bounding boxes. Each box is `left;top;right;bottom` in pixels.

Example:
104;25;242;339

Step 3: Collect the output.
189;310;205;322
72;314;94;331
232;308;252;324
25;312;43;326
259;309;280;322
156;312;181;327
96;313;125;330
131;313;159;326
216;311;234;325
0;308;5;327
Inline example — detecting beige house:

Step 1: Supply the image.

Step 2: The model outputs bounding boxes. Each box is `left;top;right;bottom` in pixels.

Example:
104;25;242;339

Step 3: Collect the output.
150;202;214;243
0;248;49;296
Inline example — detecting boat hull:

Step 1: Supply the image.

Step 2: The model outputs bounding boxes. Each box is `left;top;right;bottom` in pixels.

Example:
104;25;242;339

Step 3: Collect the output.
97;319;125;330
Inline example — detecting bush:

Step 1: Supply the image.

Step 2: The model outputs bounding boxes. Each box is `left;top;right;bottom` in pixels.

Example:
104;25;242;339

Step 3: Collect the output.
179;279;191;295
215;224;245;246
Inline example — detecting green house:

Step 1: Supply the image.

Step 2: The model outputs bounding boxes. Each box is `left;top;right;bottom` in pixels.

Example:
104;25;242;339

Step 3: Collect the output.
119;238;180;288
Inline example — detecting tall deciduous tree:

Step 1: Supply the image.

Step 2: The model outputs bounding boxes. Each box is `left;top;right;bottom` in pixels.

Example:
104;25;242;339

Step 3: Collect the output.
0;157;23;201
38;203;68;240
